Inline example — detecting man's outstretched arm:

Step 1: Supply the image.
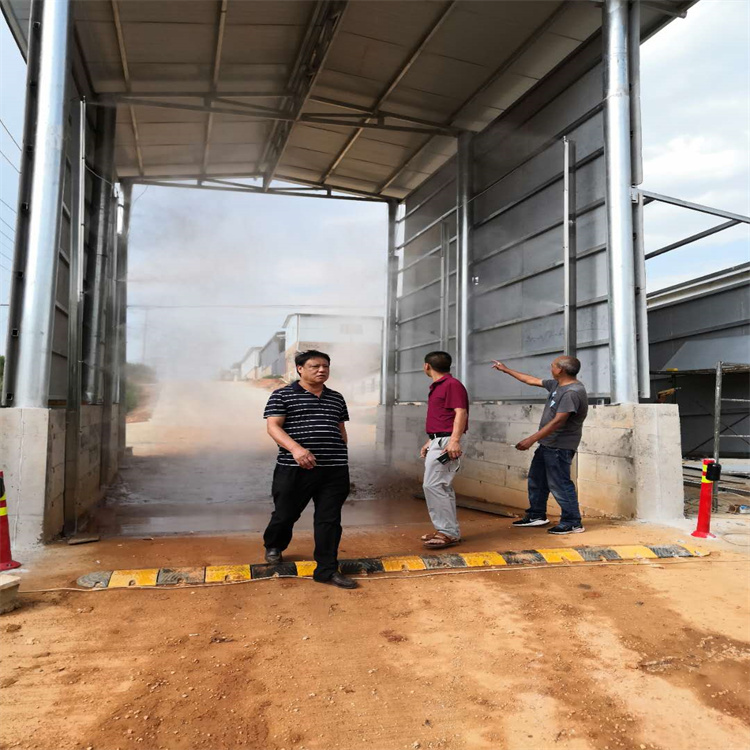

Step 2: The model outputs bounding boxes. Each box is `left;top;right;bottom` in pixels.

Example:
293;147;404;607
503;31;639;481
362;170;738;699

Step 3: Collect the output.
491;361;544;387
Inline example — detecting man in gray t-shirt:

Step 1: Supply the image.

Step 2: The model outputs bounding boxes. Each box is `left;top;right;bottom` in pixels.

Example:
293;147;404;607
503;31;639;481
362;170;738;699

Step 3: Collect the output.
492;356;589;535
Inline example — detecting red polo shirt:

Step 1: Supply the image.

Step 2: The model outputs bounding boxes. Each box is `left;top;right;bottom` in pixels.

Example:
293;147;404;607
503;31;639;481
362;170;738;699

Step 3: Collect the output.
426;373;469;434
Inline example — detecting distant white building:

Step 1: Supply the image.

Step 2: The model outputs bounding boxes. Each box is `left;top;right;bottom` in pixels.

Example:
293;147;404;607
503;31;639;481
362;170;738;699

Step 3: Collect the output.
283;314;381;375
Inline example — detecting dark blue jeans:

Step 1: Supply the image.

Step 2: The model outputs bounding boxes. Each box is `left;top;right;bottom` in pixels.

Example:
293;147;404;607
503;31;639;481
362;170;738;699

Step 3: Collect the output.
527;445;581;525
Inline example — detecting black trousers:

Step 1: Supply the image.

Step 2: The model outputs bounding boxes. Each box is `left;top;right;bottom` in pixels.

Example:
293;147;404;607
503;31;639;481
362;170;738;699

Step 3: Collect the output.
263;465;350;581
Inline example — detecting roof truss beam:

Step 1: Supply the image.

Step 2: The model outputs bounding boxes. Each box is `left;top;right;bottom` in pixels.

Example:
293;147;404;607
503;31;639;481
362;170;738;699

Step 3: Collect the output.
200;0;229;180
111;0;143;176
260;0;348;190
320;0;456;183
99;97;453;135
377;4;569;194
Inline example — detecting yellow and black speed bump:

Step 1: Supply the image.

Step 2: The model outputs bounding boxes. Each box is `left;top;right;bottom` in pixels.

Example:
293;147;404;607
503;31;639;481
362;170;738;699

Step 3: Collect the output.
75;544;707;589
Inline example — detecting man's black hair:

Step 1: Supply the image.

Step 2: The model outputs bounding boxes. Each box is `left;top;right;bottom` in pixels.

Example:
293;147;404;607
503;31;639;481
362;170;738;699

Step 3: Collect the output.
557;356;581;376
424;351;452;374
295;350;331;369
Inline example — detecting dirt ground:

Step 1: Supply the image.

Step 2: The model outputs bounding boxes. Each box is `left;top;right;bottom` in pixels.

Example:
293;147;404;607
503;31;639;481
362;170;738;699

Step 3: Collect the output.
2;381;750;750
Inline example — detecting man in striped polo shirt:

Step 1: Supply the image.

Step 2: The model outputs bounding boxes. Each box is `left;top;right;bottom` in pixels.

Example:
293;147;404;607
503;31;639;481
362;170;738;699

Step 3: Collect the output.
262;350;357;589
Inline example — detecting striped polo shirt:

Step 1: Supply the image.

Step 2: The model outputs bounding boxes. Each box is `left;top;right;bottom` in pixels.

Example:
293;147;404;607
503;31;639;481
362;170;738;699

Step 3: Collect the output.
263;382;350;467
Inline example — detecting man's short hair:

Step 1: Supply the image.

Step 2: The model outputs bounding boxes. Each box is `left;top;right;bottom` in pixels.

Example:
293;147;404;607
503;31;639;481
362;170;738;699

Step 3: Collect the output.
424;351;452;374
295;350;331;369
557;356;581;376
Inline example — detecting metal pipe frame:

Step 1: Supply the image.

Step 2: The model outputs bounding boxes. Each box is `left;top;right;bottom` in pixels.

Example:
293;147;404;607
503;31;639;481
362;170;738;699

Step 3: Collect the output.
629;0;643;187
117;183;132;462
82;106;117;403
645;220;741;260
562;137;578;357
380;201;399;464
5;0;71;408
456;132;472;386
439;219;450;351
603;0;639;404
320;0;456;183
632;190;651;398
638;189;750;224
63;98;87;536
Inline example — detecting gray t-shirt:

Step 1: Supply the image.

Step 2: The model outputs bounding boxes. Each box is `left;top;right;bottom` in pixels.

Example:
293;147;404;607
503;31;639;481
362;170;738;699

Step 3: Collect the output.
539;379;588;450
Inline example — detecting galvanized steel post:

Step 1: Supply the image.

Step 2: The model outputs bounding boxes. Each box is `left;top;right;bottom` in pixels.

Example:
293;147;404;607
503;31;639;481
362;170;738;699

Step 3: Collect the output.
563;137;577;356
712;361;723;511
82;106;117;403
6;0;71;408
117;183;133;462
439;220;450;350
63;98;87;536
603;0;639;404
456;132;472;387
380;200;399;463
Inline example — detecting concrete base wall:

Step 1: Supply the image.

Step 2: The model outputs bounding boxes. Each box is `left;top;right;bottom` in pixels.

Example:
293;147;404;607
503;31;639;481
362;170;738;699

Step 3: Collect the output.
377;402;683;521
0;404;120;549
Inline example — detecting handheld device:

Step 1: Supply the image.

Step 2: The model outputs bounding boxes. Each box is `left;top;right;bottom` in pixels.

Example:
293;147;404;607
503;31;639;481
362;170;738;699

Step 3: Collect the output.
436;451;452;464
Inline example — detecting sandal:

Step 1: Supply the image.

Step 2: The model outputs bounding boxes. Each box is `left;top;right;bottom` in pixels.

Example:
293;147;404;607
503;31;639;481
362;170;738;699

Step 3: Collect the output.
420;532;439;541
423;532;461;549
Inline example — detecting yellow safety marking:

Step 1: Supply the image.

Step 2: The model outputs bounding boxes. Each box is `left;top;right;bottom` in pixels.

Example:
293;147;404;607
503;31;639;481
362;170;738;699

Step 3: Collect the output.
701;476;712;483
205;564;251;583
0;507;7;517
678;544;709;557
108;569;159;588
611;545;659;560
295;561;317;577
537;548;586;564
381;555;427;572
0;493;6;502
459;551;507;567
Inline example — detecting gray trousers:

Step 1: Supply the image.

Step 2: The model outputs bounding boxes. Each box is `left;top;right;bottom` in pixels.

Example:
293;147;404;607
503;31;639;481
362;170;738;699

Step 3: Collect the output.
422;437;460;539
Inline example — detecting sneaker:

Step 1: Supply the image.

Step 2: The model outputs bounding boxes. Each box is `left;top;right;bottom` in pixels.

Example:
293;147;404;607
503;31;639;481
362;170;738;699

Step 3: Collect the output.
512;515;550;527
547;523;585;535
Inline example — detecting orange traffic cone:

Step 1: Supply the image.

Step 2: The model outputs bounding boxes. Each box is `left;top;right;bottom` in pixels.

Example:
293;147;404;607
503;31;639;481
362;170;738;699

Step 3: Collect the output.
0;472;21;571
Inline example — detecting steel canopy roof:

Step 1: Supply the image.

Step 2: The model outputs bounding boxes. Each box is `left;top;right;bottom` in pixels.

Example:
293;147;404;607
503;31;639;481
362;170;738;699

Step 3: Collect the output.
2;0;688;200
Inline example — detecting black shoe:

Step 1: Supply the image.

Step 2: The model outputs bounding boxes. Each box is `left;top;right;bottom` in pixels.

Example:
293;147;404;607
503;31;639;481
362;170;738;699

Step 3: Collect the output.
264;548;283;564
512;515;550;527
547;523;585;535
316;572;359;590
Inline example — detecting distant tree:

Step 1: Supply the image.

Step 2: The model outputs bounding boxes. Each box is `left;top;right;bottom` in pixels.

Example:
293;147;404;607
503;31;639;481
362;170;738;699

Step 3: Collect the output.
125;362;157;384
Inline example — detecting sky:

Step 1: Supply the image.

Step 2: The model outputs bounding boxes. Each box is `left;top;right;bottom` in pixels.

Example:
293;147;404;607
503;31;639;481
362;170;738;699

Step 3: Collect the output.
0;0;748;377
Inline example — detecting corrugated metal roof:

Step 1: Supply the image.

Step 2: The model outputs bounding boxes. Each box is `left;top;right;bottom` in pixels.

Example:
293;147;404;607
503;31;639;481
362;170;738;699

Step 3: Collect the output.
1;0;691;199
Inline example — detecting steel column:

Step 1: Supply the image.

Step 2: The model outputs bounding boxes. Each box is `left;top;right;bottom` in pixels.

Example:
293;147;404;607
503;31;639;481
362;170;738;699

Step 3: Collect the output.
63;98;87;536
380;201;399;464
5;0;71;408
82;106;117;403
603;0;639;404
563;137;577;356
712;361;723;511
117;183;132;462
456;132;472;386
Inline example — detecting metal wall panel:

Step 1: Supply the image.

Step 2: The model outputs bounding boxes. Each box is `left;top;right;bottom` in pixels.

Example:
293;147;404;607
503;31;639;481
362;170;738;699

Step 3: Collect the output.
396;165;458;401
396;34;618;402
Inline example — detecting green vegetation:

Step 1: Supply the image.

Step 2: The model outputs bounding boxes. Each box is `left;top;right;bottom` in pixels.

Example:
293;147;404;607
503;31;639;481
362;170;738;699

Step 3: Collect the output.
124;362;157;414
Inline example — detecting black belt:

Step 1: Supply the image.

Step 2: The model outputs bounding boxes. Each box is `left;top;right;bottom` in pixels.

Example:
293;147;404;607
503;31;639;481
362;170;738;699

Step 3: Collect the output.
427;432;452;439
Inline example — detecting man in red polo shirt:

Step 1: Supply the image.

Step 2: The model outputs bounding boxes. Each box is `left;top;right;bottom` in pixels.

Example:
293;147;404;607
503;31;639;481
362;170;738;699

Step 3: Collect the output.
419;351;469;549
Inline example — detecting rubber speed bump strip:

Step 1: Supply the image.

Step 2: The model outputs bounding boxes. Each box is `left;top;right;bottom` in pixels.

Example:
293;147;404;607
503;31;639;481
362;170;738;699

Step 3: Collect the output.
75;544;708;589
